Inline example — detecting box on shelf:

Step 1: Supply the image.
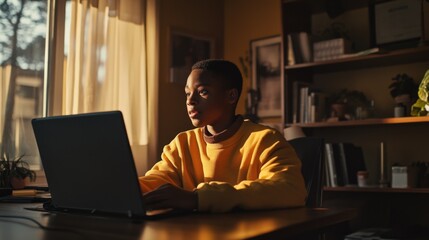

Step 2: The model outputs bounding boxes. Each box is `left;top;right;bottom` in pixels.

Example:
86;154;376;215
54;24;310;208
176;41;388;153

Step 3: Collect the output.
313;38;352;62
391;165;417;188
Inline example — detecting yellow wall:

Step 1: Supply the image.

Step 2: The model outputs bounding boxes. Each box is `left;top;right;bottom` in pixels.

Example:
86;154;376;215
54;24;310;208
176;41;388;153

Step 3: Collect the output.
224;0;282;114
157;0;224;157
156;0;282;158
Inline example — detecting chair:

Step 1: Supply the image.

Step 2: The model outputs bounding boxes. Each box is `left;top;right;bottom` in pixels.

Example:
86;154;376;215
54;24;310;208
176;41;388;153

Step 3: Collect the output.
288;137;325;208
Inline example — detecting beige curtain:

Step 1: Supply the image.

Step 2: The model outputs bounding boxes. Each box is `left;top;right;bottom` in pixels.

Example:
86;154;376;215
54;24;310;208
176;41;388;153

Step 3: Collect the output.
63;0;158;173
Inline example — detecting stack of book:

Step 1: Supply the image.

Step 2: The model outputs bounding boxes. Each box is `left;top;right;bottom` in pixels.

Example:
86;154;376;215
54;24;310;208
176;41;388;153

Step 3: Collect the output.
292;82;326;124
324;142;367;187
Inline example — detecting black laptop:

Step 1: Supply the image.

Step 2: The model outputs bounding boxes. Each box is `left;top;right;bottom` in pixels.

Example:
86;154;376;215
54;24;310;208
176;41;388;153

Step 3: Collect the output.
32;111;154;218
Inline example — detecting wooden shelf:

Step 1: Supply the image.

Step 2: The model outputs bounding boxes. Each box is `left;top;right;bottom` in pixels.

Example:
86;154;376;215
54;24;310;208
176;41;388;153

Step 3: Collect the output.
286;116;429;128
285;46;429;74
324;186;429;194
293;0;370;14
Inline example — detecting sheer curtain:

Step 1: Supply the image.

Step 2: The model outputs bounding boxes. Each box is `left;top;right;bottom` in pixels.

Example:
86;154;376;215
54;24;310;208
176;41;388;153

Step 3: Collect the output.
62;0;158;173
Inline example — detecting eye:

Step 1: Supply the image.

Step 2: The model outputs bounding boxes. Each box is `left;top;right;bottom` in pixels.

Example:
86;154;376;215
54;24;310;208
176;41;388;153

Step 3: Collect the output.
185;91;191;97
199;89;208;96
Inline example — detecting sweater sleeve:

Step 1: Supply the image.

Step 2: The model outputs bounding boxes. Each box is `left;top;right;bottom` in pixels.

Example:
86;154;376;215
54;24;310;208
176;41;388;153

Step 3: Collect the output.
138;139;182;193
196;131;307;213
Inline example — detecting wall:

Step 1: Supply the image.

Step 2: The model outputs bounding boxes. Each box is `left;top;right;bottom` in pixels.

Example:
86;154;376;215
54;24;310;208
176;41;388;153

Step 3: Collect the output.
224;0;282;114
155;0;281;159
156;0;224;158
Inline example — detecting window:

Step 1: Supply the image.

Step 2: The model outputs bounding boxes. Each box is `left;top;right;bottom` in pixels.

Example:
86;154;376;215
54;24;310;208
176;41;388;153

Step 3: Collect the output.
0;0;48;169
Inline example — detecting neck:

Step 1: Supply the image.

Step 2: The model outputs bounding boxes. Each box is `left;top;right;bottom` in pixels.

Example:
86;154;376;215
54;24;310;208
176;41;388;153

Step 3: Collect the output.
205;115;237;136
203;115;243;143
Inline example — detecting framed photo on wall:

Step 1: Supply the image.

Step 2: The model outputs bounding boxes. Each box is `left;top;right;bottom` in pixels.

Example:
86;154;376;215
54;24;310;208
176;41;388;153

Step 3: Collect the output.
251;35;283;118
169;28;215;85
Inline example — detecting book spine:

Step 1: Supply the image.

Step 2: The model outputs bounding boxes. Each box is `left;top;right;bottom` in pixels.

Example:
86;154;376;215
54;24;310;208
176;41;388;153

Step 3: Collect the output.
287;34;296;65
424;0;429;42
324;150;332;187
338;143;350;186
332;143;345;186
325;143;337;187
299;87;308;123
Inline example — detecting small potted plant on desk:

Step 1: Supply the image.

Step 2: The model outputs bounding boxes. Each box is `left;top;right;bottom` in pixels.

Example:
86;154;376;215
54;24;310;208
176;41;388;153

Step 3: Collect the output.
388;73;418;117
0;155;36;189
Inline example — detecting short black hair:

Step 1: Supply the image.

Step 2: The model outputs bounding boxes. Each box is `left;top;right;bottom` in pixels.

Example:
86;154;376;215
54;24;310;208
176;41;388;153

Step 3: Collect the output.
191;59;243;97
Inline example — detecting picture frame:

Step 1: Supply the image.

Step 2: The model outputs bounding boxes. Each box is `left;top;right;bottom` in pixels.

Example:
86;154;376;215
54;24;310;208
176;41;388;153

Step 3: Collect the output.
370;0;422;49
169;28;215;85
250;35;283;118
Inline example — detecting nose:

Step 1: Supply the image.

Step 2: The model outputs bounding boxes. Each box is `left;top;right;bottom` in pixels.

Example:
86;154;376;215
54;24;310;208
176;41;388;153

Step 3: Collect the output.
186;92;197;106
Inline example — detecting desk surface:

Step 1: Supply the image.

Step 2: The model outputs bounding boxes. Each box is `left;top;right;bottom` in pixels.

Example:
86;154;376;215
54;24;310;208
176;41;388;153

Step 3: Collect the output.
0;203;356;240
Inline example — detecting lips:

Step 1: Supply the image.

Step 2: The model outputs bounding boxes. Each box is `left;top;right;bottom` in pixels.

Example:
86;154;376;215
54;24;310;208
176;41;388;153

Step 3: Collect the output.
188;109;200;118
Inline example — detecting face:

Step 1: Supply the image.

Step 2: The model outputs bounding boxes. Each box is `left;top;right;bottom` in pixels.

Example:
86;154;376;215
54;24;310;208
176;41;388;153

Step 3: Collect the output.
185;69;235;129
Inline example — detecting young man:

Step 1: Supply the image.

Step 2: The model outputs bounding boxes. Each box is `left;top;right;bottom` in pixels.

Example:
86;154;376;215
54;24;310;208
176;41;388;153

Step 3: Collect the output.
140;59;306;213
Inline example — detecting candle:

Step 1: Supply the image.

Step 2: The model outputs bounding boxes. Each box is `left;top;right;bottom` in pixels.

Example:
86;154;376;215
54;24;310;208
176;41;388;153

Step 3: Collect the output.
380;142;384;180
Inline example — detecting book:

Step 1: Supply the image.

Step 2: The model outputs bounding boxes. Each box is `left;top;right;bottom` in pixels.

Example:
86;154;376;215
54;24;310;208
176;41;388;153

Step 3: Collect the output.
332;143;347;186
324;143;338;187
299;86;309;123
308;91;326;122
288;32;312;64
297;32;312;63
424;0;429;42
336;143;367;186
292;81;310;123
336;143;351;186
287;34;296;65
297;87;326;123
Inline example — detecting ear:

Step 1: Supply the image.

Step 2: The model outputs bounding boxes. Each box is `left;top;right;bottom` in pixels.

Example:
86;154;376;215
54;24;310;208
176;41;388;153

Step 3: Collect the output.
227;89;239;104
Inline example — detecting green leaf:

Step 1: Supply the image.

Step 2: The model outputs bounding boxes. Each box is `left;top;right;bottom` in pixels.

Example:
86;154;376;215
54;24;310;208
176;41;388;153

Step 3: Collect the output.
411;99;427;116
418;70;429;102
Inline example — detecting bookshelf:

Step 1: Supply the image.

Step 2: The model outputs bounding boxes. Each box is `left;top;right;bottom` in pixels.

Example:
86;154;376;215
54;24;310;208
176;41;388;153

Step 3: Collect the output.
324;186;429;194
281;0;429;173
281;0;429;231
287;116;429;128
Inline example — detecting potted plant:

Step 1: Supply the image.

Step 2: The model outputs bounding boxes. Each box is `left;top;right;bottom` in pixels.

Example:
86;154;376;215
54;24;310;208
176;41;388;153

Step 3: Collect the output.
0;155;36;189
327;89;372;120
327;89;349;120
389;73;418;105
411;70;429;116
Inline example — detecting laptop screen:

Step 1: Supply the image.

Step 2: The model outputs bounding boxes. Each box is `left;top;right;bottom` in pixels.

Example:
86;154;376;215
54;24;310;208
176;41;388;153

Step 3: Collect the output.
32;111;146;217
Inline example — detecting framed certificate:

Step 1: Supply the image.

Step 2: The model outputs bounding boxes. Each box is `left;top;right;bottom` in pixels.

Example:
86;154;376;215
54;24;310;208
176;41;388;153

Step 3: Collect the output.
370;0;422;48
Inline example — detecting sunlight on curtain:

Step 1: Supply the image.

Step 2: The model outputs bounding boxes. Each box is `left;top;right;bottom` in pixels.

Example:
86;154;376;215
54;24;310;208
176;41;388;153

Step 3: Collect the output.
63;0;148;147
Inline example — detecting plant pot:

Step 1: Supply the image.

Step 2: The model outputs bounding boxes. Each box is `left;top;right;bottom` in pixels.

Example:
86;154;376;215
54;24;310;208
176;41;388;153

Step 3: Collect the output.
330;103;346;118
394;94;412;116
10;177;28;189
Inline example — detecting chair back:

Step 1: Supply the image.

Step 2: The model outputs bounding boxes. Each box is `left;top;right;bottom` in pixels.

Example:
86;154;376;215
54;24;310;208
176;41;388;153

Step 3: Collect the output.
288;137;325;208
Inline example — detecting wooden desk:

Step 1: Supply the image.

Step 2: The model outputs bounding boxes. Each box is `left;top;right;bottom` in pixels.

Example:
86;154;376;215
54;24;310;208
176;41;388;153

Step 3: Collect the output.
0;203;356;240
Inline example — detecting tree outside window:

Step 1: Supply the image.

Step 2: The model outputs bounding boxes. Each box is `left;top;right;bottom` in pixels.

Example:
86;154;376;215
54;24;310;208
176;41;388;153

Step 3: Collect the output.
0;0;47;169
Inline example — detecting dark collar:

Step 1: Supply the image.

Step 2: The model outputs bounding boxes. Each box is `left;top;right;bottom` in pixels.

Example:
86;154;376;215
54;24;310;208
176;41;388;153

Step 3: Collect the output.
203;115;244;143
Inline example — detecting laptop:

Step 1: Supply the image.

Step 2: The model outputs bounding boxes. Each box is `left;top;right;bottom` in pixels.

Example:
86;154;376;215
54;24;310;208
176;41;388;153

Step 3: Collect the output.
32;111;161;219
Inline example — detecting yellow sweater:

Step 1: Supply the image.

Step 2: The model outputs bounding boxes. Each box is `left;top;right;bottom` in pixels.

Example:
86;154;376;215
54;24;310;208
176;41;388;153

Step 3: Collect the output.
139;119;306;212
